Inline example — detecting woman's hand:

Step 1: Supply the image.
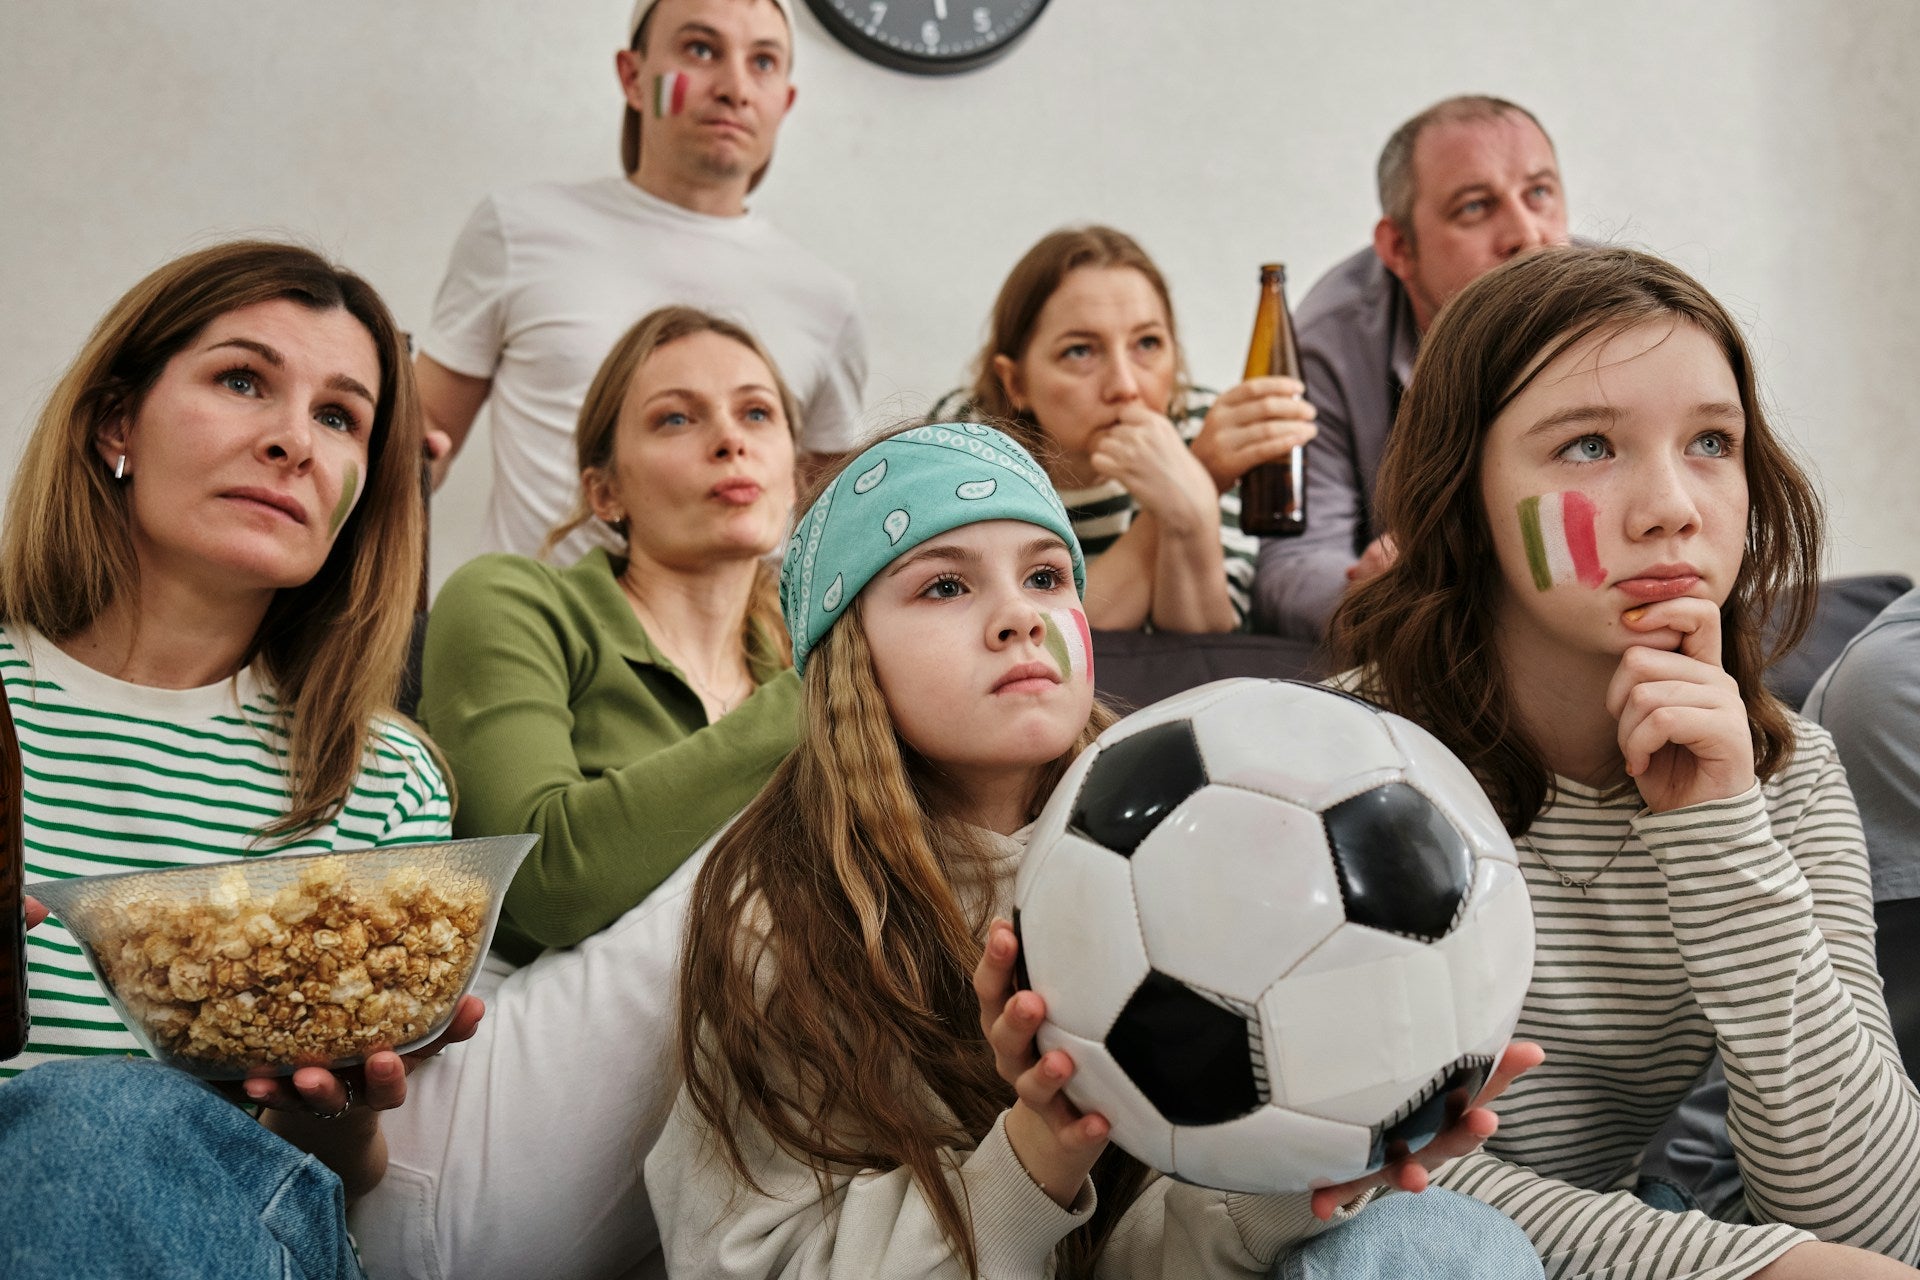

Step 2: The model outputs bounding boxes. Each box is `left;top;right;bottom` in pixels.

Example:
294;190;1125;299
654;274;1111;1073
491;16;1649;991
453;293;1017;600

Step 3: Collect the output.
1605;597;1755;813
249;994;483;1202
1309;1040;1545;1220
1087;406;1219;538
246;993;485;1121
24;896;46;930
976;918;1109;1209
1190;377;1318;494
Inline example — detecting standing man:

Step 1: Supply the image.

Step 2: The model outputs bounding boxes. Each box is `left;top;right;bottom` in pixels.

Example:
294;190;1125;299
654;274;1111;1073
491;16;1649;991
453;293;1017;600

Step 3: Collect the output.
419;0;866;565
1254;95;1569;640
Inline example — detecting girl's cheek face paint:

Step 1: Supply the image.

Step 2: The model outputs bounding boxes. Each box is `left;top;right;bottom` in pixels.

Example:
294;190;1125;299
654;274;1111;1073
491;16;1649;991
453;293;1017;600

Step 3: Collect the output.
652;72;688;118
1042;607;1093;684
328;462;359;538
1517;490;1606;592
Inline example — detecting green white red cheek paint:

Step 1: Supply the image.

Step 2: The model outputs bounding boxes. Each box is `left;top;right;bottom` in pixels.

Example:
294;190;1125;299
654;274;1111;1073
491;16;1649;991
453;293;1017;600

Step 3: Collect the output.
1518;491;1606;592
328;463;359;538
652;72;687;118
1041;607;1093;684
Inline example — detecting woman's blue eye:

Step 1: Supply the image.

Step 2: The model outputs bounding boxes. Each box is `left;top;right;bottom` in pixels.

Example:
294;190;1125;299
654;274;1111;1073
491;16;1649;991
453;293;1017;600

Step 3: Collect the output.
1559;435;1610;463
219;369;261;396
1060;343;1093;361
744;405;771;423
316;406;358;433
657;411;691;428
1137;334;1164;353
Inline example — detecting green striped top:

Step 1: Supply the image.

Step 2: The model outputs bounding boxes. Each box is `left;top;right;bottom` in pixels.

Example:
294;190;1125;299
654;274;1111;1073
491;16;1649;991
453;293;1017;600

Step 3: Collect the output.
925;389;1257;629
1;625;451;1082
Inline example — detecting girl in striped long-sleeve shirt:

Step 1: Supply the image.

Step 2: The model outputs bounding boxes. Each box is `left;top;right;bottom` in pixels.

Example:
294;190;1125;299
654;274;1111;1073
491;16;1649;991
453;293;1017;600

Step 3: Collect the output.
1333;244;1920;1280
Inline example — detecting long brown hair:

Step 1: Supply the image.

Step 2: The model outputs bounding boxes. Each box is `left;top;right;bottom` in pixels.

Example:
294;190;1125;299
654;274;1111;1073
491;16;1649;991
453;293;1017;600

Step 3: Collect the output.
1332;244;1823;833
967;226;1191;459
679;587;1145;1277
0;239;430;840
546;304;801;670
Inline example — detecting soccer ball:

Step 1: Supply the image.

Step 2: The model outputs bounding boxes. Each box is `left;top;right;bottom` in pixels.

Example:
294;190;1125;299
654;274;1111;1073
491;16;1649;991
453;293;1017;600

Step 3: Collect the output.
1012;678;1534;1194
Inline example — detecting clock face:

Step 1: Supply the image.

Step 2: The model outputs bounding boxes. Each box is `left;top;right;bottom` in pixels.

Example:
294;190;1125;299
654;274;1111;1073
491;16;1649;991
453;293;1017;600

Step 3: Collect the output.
803;0;1050;75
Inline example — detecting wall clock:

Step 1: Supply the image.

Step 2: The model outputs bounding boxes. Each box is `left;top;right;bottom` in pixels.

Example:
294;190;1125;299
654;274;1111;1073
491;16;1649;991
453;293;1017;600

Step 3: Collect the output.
803;0;1051;75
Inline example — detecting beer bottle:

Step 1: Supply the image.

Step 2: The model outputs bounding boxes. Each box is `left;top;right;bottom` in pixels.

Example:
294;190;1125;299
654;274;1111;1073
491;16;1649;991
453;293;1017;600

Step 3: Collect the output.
1238;263;1308;537
0;682;24;1061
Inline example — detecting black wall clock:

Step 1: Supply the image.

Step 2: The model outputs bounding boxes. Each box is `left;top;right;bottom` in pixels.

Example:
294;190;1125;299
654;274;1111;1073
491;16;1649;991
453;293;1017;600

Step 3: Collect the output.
803;0;1051;75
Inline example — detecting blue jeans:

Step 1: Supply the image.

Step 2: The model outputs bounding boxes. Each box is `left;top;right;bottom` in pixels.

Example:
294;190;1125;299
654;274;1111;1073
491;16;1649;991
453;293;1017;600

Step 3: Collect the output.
1278;1188;1542;1280
0;1057;364;1280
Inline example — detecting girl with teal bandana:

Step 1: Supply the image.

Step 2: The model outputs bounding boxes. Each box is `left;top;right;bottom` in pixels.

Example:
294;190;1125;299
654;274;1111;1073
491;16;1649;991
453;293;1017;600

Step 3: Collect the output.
647;424;1543;1280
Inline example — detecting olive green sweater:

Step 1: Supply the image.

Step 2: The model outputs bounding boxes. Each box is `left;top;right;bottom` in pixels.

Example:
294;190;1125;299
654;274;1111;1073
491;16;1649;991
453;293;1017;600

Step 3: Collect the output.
420;549;800;964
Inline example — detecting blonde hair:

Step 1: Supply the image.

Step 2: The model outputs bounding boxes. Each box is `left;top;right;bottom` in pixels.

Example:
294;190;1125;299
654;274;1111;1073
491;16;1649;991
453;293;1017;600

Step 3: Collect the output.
545;304;800;671
0;240;430;840
680;590;1145;1278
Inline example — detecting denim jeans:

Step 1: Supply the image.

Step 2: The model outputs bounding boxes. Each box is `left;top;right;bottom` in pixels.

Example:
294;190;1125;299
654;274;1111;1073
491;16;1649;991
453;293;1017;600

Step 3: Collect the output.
1277;1188;1543;1280
0;1057;364;1280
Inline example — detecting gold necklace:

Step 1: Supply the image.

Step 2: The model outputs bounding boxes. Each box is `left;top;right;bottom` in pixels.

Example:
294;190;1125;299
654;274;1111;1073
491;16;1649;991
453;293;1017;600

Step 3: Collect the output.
1515;826;1634;894
619;577;752;716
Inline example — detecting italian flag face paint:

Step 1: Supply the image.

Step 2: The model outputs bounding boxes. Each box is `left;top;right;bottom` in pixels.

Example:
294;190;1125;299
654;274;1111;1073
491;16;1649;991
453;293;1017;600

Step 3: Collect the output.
652;72;688;118
1042;607;1093;684
1518;491;1606;592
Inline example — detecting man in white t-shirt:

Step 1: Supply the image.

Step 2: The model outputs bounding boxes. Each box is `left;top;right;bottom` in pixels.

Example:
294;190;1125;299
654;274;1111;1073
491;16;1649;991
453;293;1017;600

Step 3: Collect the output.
419;0;867;564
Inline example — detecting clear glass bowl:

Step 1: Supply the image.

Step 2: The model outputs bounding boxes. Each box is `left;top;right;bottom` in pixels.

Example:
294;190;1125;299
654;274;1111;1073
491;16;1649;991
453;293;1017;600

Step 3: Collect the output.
28;834;535;1080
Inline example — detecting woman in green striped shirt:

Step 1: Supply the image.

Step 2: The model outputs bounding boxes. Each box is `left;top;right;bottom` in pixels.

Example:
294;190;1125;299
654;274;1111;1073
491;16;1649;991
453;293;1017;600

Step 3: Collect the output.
2;241;469;1279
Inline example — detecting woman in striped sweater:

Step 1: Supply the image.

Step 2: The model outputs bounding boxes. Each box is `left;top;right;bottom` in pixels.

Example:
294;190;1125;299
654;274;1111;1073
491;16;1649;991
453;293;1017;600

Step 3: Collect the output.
1;241;468;1279
942;226;1318;633
1334;244;1920;1279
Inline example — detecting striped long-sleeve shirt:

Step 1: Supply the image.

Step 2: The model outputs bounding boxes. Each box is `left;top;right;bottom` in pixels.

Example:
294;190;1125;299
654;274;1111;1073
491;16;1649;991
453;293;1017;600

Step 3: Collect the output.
2;625;452;1082
1435;717;1920;1278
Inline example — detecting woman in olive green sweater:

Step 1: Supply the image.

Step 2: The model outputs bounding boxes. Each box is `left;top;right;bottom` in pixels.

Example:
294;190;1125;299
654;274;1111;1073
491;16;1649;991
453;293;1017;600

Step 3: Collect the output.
420;307;804;964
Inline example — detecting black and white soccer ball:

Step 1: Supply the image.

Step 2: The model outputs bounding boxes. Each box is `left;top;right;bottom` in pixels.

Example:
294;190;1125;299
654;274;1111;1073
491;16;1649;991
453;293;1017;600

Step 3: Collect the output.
1012;678;1534;1194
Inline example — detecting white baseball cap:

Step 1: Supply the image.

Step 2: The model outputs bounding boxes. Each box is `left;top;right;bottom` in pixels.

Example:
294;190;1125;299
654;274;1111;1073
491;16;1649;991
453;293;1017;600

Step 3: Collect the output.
628;0;795;45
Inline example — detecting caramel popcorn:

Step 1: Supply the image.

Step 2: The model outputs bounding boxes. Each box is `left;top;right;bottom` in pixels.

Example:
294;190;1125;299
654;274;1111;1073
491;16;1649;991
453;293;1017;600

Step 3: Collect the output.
90;857;487;1074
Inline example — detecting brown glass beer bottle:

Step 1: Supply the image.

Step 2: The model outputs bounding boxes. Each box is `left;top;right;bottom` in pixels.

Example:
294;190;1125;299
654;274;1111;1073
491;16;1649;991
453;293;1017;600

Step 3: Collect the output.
1238;263;1308;537
0;682;24;1061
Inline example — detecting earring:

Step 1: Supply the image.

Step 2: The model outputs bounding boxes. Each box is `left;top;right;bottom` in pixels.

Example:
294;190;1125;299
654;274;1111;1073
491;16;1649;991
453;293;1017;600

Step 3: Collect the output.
114;454;127;481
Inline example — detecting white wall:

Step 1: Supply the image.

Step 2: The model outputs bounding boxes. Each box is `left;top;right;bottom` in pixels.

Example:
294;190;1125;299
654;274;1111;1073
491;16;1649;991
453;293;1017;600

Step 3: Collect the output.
2;0;1915;593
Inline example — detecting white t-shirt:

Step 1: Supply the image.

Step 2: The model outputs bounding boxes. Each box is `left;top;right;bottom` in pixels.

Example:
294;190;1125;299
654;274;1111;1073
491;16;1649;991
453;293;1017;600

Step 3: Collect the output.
423;177;868;565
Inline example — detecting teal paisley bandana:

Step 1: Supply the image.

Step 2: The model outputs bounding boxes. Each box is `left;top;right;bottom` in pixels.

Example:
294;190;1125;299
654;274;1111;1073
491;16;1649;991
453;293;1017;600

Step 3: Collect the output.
780;423;1085;674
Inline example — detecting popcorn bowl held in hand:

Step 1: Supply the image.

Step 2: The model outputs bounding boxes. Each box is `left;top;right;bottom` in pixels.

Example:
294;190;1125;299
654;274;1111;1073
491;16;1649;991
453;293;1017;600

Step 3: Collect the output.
28;834;536;1080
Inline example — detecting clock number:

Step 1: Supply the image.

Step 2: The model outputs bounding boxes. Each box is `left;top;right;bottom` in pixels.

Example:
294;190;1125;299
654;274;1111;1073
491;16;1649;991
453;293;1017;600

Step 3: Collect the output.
921;18;940;46
974;6;991;32
867;1;886;31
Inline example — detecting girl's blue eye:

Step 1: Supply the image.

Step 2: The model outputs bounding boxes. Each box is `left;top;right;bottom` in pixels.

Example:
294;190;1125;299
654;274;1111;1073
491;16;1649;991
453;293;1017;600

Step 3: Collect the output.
1558;434;1610;463
1688;431;1735;458
924;575;965;600
1027;567;1064;591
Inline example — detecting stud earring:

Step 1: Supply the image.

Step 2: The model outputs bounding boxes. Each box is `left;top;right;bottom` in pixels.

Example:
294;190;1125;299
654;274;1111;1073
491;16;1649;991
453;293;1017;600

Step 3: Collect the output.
114;454;127;481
